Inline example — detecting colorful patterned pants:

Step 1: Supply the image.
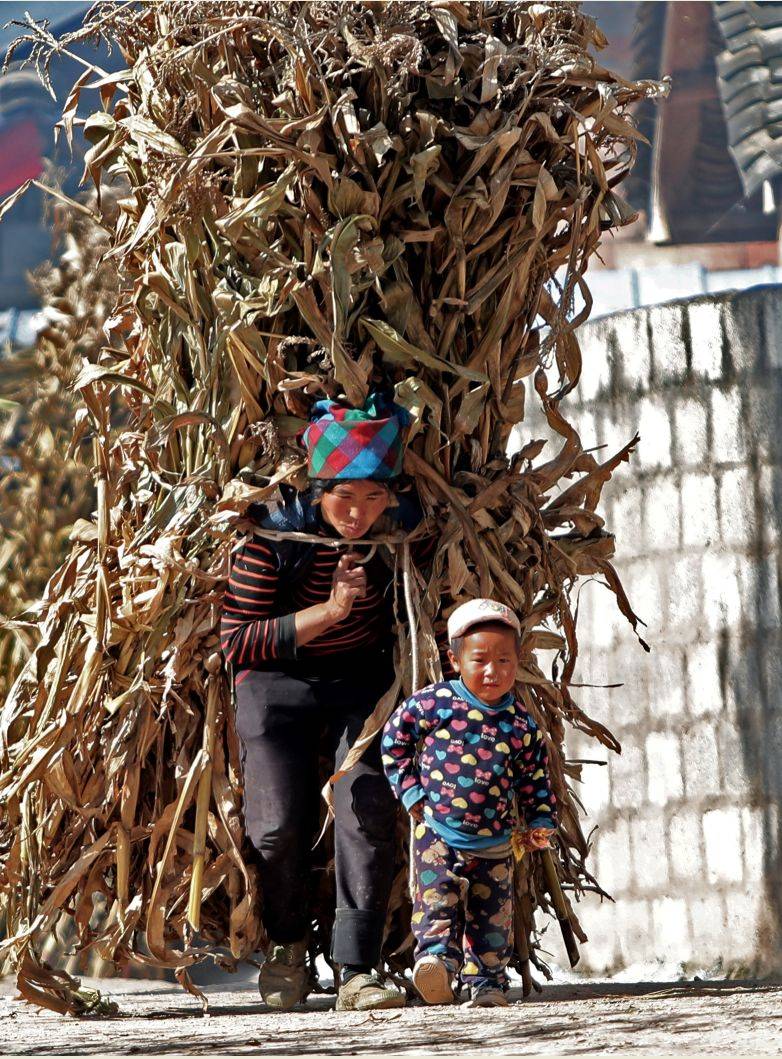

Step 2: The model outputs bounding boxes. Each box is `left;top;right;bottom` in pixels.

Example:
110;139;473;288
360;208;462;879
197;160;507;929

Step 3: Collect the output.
411;822;515;992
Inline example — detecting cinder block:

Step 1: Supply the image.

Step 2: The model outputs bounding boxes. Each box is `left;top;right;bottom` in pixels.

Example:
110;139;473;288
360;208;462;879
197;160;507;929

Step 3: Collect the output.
758;465;781;551
724;890;767;962
765;801;780;869
599;642;650;731
616;898;655;965
572;645;612;716
574;409;597;451
742;806;766;883
594;818;632;892
736;553;780;631
609;487;644;561
578;320;612;402
726;630;764;722
703;806;743;884
668;807;704;881
578;757;611;816
711;387;746;464
630;811;670;890
701;552;742;633
758;556;781;633
763;289;782;370
643;478;681;552
688;300;723;381
577;898;620;973
689;893;728;963
588;586;623;649
685;641;723;719
682;722;721;798
646;731;684;806
626;560;664;642
681;473;718;548
648;303;688;385
746;385;782;465
718;467;755;548
637;396;673;470
609;742;647;810
674;396;709;468
651;895;692;962
614;311;651;391
599;403;639;480
666;556;704;637
649;647;687;718
762;713;782;805
717;717;749;794
722;291;764;375
762;639;782;734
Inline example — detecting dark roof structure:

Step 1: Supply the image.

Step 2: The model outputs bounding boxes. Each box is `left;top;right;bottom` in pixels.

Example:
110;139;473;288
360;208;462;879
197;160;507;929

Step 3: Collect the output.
629;0;775;246
714;1;782;198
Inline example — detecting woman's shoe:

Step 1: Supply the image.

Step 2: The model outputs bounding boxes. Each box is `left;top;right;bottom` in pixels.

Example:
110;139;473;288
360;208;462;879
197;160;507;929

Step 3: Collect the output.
258;938;310;1010
335;971;407;1011
412;955;455;1005
461;986;509;1008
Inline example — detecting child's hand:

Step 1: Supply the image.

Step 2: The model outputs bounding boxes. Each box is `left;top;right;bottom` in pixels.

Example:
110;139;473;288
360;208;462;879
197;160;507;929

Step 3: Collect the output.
524;827;554;851
408;800;424;822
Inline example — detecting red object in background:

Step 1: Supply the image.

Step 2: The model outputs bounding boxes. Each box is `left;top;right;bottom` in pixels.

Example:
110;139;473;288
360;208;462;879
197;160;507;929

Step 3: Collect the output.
0;119;44;197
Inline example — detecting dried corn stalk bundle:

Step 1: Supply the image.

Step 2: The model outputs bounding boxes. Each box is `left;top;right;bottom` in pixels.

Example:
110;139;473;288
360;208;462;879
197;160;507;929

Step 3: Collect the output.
0;0;662;1014
0;195;120;702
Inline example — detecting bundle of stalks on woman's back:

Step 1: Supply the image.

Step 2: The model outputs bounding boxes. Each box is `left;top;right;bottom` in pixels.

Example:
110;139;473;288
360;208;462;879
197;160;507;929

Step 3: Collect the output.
0;1;663;1014
0;193;122;702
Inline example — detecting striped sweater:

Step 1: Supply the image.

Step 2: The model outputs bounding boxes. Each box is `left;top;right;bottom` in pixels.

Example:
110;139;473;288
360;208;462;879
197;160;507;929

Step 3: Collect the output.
220;534;394;667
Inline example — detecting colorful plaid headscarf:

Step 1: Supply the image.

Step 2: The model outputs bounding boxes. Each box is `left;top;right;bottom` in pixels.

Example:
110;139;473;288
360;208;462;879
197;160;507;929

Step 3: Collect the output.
302;393;411;480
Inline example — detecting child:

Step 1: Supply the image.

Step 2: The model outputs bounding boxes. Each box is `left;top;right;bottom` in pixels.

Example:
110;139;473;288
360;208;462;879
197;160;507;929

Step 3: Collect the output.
382;598;557;1007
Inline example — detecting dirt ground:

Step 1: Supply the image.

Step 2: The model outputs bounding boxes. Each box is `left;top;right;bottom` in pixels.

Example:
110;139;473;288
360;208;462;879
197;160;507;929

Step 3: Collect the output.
2;975;782;1057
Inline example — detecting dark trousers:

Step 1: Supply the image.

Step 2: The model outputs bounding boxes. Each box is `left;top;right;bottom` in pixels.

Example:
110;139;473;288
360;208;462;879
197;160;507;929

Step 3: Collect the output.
234;653;398;968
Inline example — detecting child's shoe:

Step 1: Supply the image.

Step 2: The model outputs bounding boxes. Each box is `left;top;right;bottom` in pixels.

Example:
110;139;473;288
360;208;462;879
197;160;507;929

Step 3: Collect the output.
413;955;455;1004
462;986;509;1008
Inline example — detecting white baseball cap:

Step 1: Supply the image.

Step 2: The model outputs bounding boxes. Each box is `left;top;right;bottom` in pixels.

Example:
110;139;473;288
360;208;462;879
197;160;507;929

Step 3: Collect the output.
447;598;521;642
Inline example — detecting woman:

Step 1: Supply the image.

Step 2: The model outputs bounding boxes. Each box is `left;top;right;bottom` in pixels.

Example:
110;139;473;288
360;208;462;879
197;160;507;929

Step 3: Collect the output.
220;394;422;1012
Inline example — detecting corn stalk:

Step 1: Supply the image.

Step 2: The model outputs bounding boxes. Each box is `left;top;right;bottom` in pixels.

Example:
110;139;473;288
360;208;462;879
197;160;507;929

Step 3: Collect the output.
0;1;665;1013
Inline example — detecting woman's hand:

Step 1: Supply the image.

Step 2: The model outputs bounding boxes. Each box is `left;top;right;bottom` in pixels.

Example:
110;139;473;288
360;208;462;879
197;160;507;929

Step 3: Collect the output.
327;552;367;621
408;800;424;822
293;550;368;648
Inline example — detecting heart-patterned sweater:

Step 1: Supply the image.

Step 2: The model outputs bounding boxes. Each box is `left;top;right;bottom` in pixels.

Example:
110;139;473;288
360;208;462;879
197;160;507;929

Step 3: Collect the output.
382;678;557;851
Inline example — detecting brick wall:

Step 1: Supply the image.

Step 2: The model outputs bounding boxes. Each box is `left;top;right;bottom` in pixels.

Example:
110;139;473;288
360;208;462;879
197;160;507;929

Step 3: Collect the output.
514;286;782;975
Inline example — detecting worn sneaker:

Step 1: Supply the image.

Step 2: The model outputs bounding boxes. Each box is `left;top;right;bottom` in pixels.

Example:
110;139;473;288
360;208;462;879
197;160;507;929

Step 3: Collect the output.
413;955;455;1005
258;938;309;1010
335;971;407;1011
461;986;509;1008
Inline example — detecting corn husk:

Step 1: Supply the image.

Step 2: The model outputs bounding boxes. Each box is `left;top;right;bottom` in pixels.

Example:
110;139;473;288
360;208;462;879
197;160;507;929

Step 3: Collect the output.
0;192;121;702
0;1;663;1014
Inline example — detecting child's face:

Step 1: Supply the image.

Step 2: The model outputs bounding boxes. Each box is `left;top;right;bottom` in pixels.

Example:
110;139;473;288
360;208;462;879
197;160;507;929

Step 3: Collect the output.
448;625;519;704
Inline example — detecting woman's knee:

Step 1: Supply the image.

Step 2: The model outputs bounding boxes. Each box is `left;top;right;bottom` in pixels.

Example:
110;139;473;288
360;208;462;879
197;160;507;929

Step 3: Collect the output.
245;810;306;862
341;771;398;844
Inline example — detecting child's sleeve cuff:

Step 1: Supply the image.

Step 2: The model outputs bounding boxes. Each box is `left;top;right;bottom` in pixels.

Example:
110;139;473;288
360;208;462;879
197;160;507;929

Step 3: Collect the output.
401;785;426;811
527;816;556;830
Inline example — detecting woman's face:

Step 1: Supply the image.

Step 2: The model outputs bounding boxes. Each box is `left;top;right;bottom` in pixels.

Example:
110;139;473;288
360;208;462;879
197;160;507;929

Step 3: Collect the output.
319;480;391;539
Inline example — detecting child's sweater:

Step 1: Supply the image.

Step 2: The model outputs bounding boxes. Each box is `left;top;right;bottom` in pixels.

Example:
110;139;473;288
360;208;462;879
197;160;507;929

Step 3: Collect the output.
382;678;557;851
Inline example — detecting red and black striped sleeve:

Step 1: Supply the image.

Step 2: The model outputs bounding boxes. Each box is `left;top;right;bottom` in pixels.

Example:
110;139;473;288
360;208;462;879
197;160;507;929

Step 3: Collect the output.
220;537;297;666
410;530;437;568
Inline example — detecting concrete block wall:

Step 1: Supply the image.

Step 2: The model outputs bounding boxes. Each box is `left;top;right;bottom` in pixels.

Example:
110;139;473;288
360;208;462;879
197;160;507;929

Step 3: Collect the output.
513;286;782;975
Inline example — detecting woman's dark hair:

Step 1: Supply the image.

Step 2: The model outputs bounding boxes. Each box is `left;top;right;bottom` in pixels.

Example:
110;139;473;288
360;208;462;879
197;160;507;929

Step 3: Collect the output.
308;478;397;505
